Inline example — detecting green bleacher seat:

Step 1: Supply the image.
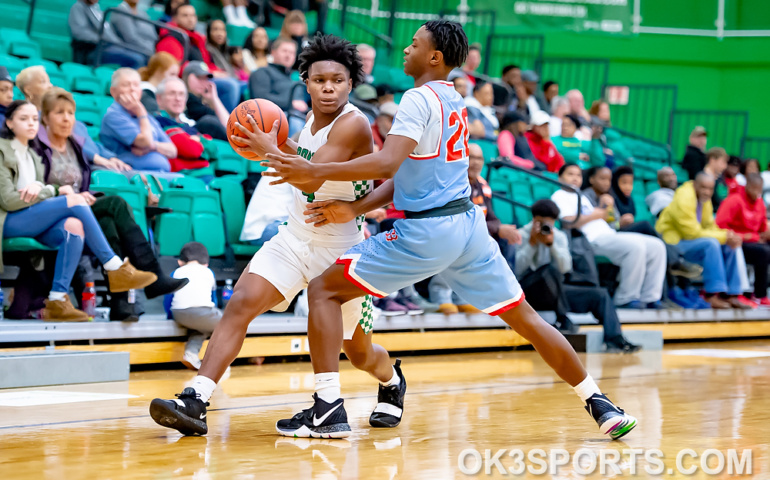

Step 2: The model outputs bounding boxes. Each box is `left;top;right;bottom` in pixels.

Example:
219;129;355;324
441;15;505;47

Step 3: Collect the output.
209;177;259;256
91;170;129;186
470;139;498;161
0;6;31;32
31;33;72;63
94;66;117;95
60;62;94;84
86;125;100;141
2;237;53;252
75;110;102;127
71;76;103;95
0;54;25;77
179;165;216;180
89;182;149;238
214;153;247;178
156;190;195;255
192;192;226;257
171;176;207;191
226;24;252;49
24;57;58;72
7;39;41;59
645;182;659;196
48;71;69;89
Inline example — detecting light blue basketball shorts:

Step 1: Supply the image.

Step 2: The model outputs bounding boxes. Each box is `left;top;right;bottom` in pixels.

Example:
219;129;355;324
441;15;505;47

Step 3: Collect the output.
337;206;525;316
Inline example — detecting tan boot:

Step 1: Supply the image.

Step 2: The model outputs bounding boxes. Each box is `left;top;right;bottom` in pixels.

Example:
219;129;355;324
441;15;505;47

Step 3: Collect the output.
42;298;90;322
437;303;459;315
107;258;158;292
457;304;482;314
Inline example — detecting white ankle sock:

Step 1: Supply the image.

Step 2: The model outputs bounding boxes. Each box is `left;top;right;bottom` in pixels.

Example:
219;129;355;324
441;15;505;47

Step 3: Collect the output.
48;291;67;302
573;374;601;403
381;366;400;387
223;4;238;24
190;375;217;403
315;372;341;403
103;256;123;271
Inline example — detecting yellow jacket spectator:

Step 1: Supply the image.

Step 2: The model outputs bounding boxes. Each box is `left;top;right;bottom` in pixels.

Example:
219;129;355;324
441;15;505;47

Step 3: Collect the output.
656;179;728;245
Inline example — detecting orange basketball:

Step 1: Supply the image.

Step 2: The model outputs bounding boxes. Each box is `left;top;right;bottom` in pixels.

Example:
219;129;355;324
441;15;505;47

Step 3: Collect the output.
227;99;289;160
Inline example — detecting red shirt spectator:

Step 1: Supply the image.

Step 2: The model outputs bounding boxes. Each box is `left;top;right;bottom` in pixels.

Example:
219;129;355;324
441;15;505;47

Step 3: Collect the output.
524;130;564;173
715;188;767;242
156;5;220;74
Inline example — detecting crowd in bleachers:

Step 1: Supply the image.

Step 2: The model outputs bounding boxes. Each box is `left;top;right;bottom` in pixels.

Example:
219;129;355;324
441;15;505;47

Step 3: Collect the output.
0;0;769;356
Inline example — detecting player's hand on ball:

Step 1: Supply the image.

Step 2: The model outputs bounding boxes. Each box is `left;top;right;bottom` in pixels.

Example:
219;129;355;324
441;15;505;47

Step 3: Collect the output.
231;116;279;158
304;200;357;227
262;152;314;185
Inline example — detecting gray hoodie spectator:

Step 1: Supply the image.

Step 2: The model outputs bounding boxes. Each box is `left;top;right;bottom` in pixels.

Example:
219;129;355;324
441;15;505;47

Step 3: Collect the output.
111;1;159;58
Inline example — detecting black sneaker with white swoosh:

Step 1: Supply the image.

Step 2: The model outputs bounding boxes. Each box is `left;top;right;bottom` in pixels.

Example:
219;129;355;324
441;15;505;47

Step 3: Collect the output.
149;387;209;435
585;393;637;440
276;393;351;438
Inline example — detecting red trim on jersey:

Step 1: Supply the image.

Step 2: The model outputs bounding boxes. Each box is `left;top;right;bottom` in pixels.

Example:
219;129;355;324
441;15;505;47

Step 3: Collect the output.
488;293;526;316
408;85;444;160
335;257;386;298
434;81;453;86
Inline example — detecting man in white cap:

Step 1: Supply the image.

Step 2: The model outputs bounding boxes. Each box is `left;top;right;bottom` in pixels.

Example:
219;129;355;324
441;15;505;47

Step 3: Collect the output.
525;110;565;172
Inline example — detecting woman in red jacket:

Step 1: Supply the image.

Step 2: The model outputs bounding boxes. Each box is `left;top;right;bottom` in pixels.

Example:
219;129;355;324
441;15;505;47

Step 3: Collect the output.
524;110;564;173
716;173;770;306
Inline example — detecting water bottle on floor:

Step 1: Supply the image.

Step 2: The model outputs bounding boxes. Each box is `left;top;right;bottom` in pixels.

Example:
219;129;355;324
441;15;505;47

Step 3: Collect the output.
82;282;96;319
222;279;234;308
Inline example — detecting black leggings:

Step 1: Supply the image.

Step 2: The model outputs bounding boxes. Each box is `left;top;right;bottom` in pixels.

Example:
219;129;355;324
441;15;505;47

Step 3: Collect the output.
742;242;770;298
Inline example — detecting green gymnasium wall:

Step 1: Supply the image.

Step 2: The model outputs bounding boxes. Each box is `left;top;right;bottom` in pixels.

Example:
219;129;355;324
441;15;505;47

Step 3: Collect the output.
332;0;770;154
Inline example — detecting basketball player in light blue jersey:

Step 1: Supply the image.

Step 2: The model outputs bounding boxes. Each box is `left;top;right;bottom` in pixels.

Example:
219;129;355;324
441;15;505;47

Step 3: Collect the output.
264;21;637;440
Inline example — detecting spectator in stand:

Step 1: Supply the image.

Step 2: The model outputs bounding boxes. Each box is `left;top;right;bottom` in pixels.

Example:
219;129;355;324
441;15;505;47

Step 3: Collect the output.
228;47;249;82
281;10;311;70
68;0;148;68
166;242;225;371
552;113;605;169
156;2;240;112
221;0;255;28
0;67;14;124
548;96;569;138
100;68;177;171
646;166;677;217
723;155;744;195
0;100;157;321
206;20;237;79
497;111;545;170
521;70;549;114
240;174;292;247
524;111;564;173
154;78;211;173
682;126;708;180
716;174;770;306
159;0;184;23
16;66;129;172
501;64;521;107
741;158;760;180
111;0;158;59
588;100;610;123
182;61;230;141
451;73;469;98
543;80;559;106
702;146;729;210
351;84;379;123
430;144;520;314
376;84;395;106
249;37;307;136
581;166;614;216
357;44;376;85
462;43;482;86
139;52;181;116
465;79;498;141
242;27;271;73
274;0;328;35
371;102;397;152
34;88;188;320
552;163;667;308
656;172;750;309
515;199;640;352
566;89;592;139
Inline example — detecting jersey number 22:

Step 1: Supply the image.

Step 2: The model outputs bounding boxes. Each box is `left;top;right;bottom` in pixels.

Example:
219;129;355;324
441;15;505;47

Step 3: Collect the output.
446;108;470;162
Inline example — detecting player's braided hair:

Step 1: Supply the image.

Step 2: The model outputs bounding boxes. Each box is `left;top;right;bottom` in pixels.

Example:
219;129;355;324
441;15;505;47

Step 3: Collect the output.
298;34;365;87
422;20;469;69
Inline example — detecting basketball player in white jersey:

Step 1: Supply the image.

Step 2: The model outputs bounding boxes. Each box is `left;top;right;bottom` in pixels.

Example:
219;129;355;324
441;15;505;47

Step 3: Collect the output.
149;35;405;438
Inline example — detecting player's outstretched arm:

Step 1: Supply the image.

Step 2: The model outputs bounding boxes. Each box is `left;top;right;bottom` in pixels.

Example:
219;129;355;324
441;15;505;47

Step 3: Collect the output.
262;134;417;185
304;179;395;227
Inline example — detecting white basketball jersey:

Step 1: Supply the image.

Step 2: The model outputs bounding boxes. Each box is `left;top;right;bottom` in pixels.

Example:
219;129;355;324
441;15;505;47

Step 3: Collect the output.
286;103;372;246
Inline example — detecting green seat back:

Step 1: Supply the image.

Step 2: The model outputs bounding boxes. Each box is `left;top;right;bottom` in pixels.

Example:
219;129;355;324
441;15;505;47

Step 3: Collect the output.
208;177;246;246
156;190;196;256
470;139;499;161
71;75;103;95
89;185;149;238
191;192;226;257
91;170;129;187
171;176;207;191
3;237;54;252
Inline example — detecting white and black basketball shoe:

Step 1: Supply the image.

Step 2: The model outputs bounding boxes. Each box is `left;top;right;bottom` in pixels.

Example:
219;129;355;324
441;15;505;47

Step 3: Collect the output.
585;393;637;440
149;387;209;436
369;359;406;428
276;394;351;438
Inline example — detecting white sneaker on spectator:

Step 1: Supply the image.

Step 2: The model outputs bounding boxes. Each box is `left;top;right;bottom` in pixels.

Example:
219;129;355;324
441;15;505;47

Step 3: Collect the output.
236;5;256;28
182;351;202;370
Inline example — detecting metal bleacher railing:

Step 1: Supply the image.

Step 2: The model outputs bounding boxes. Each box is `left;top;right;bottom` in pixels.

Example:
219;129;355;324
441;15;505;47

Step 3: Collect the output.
94;8;190;68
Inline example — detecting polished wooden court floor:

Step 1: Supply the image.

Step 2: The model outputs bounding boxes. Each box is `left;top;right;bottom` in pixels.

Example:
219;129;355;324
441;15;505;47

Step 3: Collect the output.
2;341;770;479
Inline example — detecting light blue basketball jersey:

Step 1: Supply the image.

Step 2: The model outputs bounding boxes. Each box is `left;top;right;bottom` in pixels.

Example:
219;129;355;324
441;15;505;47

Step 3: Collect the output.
388;80;472;212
